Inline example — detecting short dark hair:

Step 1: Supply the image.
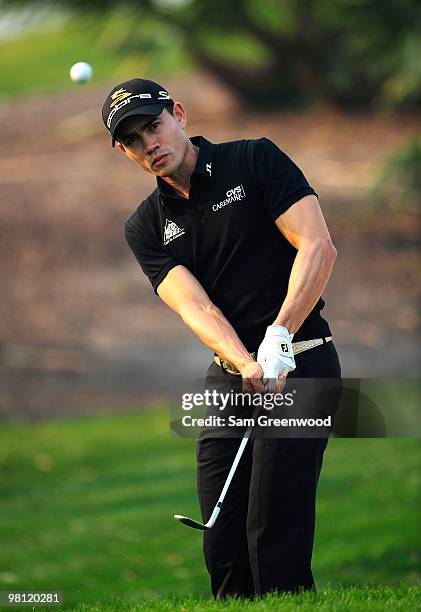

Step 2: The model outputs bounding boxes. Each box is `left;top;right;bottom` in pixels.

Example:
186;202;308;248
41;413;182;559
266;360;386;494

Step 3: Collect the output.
165;101;174;115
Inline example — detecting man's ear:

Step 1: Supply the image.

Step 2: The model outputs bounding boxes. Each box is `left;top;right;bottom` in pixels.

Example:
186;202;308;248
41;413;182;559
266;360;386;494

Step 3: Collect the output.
116;142;126;154
172;101;187;129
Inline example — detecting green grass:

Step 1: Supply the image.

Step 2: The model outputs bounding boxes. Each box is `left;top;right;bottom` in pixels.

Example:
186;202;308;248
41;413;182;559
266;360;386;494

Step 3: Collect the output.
74;585;421;610
0;11;192;100
0;408;419;610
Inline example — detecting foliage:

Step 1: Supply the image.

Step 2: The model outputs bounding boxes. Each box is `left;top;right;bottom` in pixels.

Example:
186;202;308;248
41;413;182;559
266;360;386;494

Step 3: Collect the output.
372;136;421;213
0;9;190;99
1;0;421;110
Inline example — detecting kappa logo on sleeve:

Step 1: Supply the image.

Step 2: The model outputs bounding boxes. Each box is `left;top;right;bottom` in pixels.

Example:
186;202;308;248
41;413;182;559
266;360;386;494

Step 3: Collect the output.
163;219;185;245
211;185;246;212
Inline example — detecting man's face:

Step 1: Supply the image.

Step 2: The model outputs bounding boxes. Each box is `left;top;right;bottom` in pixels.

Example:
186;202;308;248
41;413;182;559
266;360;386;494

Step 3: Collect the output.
115;102;189;177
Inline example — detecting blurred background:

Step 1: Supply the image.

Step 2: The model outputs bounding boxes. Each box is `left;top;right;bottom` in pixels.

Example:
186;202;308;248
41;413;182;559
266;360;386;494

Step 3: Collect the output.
0;0;419;607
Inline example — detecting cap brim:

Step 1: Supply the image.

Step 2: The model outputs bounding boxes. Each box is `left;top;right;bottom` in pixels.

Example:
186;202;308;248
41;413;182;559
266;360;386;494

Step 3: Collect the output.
111;103;165;146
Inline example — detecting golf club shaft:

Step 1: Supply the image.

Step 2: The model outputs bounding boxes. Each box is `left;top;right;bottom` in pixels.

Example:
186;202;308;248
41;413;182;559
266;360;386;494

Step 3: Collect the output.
207;405;261;526
174;405;262;530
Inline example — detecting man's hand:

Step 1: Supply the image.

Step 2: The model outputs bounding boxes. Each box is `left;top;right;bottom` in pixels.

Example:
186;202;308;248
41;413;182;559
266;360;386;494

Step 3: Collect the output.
240;360;265;394
257;325;296;392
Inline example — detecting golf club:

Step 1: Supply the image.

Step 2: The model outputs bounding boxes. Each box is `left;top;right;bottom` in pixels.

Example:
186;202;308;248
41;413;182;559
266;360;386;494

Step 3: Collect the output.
174;404;261;530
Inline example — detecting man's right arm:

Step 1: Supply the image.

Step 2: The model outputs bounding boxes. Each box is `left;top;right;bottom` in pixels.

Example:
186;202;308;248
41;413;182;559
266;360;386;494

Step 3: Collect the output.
157;265;264;390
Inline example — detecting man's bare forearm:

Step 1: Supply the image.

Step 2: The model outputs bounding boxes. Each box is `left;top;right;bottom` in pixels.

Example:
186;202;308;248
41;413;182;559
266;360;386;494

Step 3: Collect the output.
180;301;254;370
273;239;337;334
157;265;260;377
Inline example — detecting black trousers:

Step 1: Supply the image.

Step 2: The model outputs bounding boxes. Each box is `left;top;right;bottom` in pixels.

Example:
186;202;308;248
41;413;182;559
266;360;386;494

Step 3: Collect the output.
196;342;341;599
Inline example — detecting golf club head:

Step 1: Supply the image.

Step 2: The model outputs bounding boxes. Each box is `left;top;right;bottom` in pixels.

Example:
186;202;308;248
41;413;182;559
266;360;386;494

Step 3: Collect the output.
174;514;207;530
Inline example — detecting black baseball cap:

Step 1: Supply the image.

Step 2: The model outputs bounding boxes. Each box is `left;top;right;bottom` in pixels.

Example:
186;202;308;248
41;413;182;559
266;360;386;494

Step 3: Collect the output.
102;78;173;146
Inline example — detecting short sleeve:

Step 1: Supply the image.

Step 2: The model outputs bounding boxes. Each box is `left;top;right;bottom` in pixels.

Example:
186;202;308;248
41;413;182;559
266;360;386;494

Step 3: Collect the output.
250;138;317;221
124;211;179;293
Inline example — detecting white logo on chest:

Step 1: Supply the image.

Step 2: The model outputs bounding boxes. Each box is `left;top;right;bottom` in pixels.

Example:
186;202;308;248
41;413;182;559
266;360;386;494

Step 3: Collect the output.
163;219;185;245
212;185;246;212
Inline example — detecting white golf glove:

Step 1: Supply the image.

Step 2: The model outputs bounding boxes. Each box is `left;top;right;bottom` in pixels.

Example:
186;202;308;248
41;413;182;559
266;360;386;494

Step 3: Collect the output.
257;325;296;380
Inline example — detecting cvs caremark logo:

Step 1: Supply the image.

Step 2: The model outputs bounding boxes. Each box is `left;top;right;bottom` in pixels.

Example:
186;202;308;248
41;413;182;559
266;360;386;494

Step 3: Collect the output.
226;185;245;198
212;184;246;212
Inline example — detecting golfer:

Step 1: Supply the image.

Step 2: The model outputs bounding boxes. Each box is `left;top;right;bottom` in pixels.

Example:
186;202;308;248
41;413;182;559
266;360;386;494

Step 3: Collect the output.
102;78;341;599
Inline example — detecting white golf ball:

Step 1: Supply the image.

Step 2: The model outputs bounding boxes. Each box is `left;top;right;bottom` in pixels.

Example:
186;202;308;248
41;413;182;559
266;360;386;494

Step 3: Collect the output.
69;62;93;83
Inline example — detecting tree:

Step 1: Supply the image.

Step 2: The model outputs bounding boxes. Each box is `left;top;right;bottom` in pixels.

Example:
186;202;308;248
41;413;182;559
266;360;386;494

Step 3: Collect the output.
4;0;421;111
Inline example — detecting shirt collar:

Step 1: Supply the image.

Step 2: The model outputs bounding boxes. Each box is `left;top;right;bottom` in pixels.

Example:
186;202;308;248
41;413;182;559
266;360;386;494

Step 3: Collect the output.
190;135;215;179
156;135;215;199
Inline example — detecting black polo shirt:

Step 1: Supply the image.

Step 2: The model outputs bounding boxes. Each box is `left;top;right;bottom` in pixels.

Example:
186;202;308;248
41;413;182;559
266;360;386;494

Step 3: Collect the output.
124;136;331;351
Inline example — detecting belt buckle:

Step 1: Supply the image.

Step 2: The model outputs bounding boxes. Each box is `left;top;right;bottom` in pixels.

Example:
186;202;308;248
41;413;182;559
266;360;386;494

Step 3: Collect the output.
223;360;240;376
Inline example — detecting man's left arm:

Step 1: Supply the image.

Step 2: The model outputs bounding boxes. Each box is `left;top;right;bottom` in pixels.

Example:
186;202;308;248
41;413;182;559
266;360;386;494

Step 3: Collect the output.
273;193;337;333
257;194;336;389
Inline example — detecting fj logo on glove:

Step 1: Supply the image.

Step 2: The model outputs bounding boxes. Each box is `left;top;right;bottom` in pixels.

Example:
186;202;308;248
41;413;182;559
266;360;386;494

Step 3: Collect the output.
280;342;290;353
